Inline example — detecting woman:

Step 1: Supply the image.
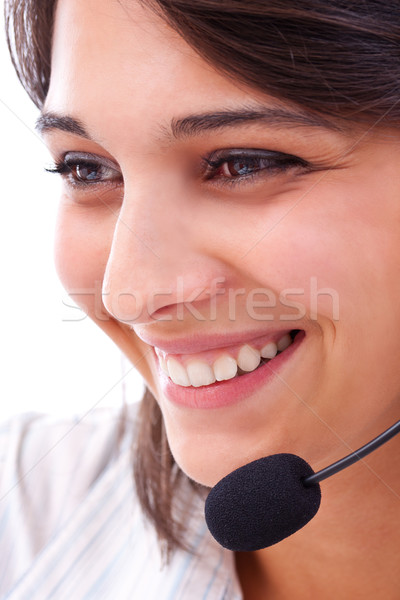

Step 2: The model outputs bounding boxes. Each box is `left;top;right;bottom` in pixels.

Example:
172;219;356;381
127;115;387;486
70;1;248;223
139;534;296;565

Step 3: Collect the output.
3;0;400;597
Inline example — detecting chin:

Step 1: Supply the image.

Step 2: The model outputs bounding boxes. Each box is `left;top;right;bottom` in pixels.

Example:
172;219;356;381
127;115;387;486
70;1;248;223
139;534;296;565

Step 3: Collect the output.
164;421;278;488
172;450;239;488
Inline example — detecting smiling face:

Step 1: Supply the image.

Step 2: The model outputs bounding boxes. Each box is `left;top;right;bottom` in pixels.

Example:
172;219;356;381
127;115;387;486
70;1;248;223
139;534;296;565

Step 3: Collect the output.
42;0;400;486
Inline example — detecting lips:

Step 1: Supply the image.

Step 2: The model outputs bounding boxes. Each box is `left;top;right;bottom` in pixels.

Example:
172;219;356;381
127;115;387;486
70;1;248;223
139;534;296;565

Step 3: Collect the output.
152;329;305;409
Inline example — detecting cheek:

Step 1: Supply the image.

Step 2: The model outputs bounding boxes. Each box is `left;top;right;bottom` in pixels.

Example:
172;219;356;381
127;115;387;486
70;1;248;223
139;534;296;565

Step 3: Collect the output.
54;203;116;317
245;179;400;318
54;202;156;385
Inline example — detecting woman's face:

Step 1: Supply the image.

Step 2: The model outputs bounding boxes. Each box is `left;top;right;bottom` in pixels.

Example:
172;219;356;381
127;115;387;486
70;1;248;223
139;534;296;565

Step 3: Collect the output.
43;0;400;486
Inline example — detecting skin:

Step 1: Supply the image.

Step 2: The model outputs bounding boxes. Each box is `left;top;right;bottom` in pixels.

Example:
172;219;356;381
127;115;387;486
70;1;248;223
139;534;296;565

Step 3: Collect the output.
41;0;400;597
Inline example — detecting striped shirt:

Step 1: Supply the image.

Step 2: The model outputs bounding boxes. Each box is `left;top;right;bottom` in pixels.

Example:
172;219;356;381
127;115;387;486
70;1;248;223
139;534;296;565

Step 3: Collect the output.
0;404;242;599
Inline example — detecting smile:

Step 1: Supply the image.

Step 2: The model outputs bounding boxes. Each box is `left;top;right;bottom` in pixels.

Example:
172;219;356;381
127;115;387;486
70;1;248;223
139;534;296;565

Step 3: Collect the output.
155;330;300;388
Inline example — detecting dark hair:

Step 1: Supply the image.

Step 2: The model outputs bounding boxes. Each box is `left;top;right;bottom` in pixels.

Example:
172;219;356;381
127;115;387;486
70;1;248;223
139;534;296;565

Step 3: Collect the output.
4;0;400;555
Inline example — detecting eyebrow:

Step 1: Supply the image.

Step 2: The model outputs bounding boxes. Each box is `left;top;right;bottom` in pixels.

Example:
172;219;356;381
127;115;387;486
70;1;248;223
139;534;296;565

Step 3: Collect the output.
36;113;89;137
35;106;339;139
170;108;339;138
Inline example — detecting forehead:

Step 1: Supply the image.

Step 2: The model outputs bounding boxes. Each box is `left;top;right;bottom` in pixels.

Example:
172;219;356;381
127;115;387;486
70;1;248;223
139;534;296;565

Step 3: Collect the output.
45;0;349;154
47;0;257;142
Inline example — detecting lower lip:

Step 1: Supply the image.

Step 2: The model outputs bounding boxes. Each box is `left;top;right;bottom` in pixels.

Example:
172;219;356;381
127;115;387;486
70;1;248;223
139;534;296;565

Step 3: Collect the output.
157;331;305;410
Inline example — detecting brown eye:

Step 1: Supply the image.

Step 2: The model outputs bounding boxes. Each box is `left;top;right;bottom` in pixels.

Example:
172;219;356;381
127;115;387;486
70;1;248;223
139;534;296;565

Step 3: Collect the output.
47;153;122;188
220;158;262;177
203;149;309;185
73;163;104;182
68;161;119;184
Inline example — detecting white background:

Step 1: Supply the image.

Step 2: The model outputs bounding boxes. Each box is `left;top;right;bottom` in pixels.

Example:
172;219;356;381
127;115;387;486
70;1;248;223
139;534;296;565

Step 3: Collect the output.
0;2;143;419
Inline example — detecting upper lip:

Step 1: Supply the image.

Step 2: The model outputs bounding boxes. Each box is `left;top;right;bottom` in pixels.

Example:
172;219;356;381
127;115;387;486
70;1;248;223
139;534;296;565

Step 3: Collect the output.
133;327;297;355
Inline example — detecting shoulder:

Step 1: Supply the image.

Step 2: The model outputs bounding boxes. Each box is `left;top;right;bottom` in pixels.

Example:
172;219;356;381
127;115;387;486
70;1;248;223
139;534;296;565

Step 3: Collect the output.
0;406;242;600
0;403;139;557
0;403;139;493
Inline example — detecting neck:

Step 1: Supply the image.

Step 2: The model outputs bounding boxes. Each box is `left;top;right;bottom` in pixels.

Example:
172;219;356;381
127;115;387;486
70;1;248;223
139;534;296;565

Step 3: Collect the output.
235;442;400;599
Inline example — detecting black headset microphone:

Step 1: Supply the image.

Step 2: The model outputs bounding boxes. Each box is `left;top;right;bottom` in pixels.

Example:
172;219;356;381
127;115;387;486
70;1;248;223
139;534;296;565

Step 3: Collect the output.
205;419;400;552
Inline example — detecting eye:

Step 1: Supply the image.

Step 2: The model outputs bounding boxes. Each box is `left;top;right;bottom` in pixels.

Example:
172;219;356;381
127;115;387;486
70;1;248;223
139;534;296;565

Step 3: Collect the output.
220;157;272;177
203;148;309;185
46;152;122;187
71;162;111;182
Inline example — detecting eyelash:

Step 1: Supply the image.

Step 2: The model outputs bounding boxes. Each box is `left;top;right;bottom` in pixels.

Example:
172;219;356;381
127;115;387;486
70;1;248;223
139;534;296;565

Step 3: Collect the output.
202;149;309;187
46;158;122;189
46;149;310;191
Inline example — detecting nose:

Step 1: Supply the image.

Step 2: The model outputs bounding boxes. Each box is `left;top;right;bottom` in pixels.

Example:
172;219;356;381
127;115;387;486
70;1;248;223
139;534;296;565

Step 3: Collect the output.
102;181;226;325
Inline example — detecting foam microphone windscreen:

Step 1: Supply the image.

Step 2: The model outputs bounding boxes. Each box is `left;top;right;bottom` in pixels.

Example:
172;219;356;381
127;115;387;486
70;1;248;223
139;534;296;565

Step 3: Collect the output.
205;453;321;551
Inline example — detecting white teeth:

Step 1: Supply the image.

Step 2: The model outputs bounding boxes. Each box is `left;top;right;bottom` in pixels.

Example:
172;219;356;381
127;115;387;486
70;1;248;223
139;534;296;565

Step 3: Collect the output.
260;341;278;359
159;355;169;375
167;358;191;387
237;345;261;372
187;361;216;387
213;355;238;381
159;332;294;388
277;333;292;352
